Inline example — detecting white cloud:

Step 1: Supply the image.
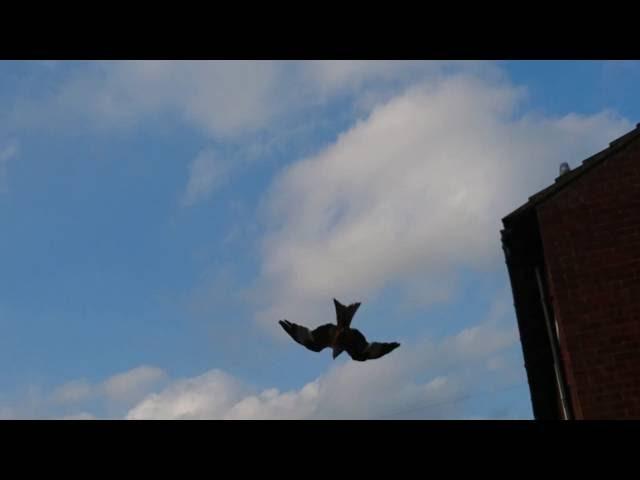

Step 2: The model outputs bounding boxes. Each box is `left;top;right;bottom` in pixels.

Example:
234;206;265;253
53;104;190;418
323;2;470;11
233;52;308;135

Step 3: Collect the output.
181;148;231;207
303;60;414;92
50;365;167;407
101;365;167;403
126;370;249;420
301;61;439;100
299;61;500;105
255;73;632;331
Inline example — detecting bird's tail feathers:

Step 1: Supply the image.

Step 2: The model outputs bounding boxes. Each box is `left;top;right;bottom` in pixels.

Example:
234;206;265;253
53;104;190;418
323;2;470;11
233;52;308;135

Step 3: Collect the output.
333;298;361;328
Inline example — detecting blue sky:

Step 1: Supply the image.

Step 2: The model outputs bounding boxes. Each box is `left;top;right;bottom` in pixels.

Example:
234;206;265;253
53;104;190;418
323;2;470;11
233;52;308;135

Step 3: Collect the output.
0;60;638;419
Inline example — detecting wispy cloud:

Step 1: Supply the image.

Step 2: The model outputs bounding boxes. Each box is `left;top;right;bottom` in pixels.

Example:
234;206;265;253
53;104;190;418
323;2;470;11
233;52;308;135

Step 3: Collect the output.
51;379;93;404
181;148;232;207
0;61;499;203
3;62;496;144
1;365;167;418
0;140;18;193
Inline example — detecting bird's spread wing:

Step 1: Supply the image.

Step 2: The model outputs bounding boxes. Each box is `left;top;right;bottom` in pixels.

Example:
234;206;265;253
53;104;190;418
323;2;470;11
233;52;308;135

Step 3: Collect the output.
344;328;400;361
362;342;401;360
279;320;335;352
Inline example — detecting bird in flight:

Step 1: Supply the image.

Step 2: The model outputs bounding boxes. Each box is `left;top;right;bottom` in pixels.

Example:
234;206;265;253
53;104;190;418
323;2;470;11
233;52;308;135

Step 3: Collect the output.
278;299;400;361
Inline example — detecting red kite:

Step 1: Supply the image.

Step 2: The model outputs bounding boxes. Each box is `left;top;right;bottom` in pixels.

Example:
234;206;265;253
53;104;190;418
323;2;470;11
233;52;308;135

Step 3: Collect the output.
279;299;400;361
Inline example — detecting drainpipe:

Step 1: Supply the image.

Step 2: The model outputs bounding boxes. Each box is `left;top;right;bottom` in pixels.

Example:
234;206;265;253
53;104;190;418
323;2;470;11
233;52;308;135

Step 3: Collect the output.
535;267;573;420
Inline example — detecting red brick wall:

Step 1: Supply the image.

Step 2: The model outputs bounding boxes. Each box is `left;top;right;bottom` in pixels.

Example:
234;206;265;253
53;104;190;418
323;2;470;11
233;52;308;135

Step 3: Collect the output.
537;139;640;419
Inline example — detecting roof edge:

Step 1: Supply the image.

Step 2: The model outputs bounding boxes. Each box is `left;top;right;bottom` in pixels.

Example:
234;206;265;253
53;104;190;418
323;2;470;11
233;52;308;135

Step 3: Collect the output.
502;122;640;224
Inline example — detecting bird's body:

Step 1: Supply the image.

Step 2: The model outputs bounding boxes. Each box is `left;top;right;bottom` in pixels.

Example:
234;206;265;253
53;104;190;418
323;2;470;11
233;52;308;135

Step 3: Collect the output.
279;299;400;361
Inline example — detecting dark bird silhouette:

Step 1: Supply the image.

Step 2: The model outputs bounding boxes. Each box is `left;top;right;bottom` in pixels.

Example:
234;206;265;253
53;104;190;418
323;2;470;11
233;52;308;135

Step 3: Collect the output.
278;299;400;361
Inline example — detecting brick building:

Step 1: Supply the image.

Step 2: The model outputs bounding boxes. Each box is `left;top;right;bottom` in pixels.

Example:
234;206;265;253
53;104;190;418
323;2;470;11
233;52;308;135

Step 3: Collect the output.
501;124;640;419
